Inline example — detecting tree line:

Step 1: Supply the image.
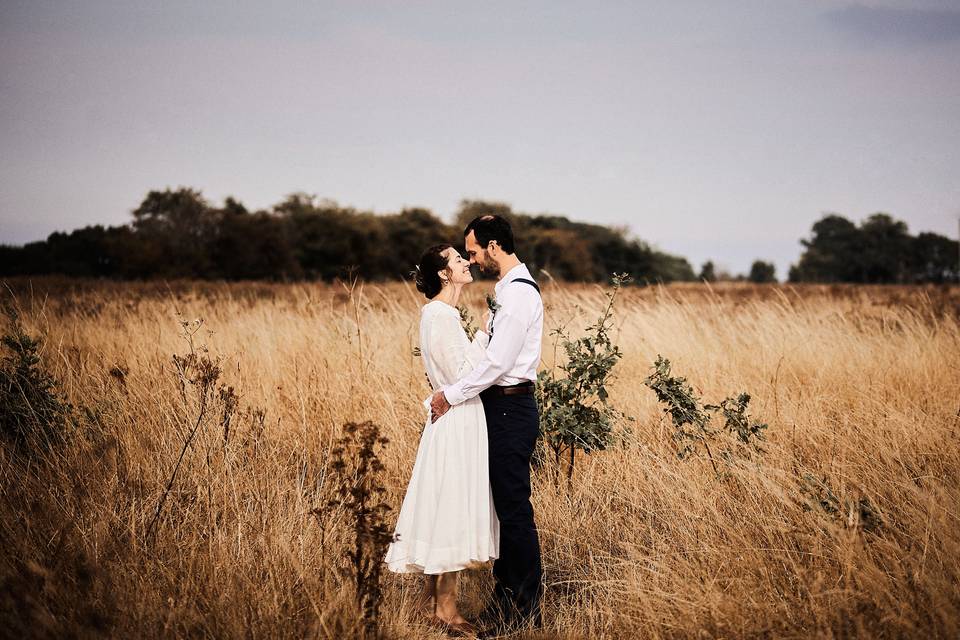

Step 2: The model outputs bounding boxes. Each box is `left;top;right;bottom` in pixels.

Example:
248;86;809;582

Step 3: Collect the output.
0;188;695;283
1;188;956;284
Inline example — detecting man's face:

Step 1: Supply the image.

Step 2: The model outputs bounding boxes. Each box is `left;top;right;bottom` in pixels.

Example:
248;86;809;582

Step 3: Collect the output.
465;230;500;277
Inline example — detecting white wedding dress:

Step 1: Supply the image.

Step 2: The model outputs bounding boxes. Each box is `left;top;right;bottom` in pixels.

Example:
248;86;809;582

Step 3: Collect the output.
384;300;500;574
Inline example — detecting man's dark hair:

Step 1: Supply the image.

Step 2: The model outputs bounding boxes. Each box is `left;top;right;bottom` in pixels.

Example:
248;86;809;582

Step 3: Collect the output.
463;215;515;254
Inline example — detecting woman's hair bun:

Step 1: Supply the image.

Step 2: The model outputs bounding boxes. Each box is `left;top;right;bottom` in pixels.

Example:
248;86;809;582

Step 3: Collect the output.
415;243;452;300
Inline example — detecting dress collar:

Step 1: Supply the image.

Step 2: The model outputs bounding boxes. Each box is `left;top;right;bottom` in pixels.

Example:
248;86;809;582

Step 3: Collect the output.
424;299;459;315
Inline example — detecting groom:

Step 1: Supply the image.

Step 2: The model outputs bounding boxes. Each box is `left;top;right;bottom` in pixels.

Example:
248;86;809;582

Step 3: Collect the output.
430;214;544;634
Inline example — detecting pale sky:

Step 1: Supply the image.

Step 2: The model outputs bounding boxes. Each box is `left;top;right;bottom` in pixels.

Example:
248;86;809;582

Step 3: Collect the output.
2;0;959;277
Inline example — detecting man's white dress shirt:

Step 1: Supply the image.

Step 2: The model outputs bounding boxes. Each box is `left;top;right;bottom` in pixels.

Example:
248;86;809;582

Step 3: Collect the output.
442;263;543;406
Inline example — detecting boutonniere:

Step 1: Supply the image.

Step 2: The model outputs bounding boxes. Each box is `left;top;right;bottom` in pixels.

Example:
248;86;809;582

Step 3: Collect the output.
485;294;501;336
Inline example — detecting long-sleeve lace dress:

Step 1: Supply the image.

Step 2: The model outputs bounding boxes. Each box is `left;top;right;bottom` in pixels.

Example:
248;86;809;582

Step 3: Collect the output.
384;300;500;574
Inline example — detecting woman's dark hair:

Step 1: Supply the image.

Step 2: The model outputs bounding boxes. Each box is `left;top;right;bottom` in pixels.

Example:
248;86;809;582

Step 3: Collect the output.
414;243;452;299
463;215;515;254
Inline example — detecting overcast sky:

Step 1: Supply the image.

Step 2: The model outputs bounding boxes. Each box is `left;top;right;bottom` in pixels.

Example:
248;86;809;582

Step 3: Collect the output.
2;0;958;276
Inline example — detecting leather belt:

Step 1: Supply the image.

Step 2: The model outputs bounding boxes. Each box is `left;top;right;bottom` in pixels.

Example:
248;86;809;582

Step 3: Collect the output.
481;381;535;397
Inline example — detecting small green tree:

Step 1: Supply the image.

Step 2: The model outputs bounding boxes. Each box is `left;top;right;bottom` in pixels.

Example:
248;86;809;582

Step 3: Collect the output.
644;356;767;475
748;260;777;283
699;260;717;282
537;273;632;485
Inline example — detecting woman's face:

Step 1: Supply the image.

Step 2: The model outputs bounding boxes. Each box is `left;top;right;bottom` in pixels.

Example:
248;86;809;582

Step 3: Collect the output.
441;247;473;286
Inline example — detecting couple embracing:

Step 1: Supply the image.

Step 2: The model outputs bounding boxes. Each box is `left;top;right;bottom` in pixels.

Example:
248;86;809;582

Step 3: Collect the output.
384;215;544;638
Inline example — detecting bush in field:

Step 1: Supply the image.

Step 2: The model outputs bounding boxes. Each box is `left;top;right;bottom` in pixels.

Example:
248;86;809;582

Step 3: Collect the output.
0;309;75;450
537;273;632;483
316;421;395;640
644;356;767;474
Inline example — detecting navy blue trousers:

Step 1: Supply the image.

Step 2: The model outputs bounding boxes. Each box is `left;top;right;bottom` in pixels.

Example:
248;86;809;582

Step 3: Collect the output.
479;390;543;626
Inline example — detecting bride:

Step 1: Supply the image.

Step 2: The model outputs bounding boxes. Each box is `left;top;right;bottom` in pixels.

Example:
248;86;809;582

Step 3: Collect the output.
384;243;499;635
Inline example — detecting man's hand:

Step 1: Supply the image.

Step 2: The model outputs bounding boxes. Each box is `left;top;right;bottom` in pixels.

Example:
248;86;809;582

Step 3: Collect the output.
430;390;451;422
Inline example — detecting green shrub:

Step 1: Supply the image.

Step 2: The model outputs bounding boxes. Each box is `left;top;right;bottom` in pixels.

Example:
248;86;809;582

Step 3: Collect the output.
644;356;767;474
0;310;75;450
537;273;632;484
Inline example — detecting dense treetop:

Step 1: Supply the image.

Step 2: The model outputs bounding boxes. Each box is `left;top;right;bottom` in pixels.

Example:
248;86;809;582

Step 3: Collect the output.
789;213;957;284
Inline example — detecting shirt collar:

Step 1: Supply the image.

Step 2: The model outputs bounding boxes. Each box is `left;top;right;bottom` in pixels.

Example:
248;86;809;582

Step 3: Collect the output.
494;263;531;294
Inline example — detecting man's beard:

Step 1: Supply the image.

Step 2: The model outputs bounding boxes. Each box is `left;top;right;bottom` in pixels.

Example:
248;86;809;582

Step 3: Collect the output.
478;252;500;277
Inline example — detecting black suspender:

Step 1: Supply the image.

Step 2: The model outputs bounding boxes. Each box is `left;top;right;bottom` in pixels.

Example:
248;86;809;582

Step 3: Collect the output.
489;278;540;339
510;278;541;294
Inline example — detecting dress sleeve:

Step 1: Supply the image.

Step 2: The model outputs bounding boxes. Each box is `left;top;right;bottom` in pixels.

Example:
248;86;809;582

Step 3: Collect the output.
462;330;489;374
428;310;489;383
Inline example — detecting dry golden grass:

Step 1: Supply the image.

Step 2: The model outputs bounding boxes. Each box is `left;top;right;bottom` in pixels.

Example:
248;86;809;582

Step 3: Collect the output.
2;277;958;638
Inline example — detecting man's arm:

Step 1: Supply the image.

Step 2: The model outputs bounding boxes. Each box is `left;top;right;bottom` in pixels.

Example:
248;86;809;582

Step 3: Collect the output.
441;302;529;405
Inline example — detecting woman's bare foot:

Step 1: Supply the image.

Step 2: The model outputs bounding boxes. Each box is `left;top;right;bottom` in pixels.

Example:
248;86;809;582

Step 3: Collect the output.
434;571;475;632
429;615;478;637
434;611;471;626
434;592;470;626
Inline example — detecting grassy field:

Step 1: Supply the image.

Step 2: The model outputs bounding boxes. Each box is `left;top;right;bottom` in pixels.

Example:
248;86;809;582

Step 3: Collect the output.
1;277;958;639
